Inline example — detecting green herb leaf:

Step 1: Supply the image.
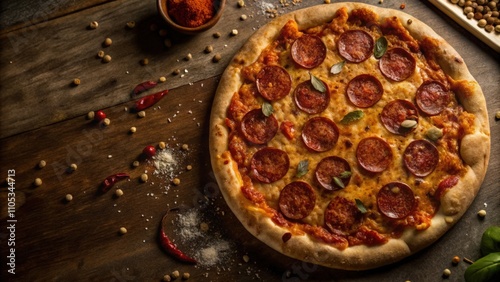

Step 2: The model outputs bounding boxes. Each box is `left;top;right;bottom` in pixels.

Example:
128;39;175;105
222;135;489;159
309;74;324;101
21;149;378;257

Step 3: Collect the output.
464;252;500;282
262;102;274;117
339;171;352;179
310;72;326;93
481;226;500;256
340;110;364;124
374;36;388;59
296;160;309;178
333;177;345;189
355;199;368;214
330;61;345;75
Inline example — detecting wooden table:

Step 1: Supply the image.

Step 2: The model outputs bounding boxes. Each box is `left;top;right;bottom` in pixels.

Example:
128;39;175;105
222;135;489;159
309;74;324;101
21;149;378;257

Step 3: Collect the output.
1;0;499;281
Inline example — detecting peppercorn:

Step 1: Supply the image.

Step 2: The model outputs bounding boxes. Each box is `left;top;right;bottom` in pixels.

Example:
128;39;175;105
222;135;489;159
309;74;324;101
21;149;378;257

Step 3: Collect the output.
103;118;111;126
129;126;137;133
172;178;181;185
159;29;168;37
240;14;248;21
212;54;222;63
140;58;149;66
103;37;112;47
140;173;149;183
442;268;451;278
452;256;460;265
171;271;180;279
186;165;192;171
115;189;124;197
159;76;166;82
213;32;221;38
73;78;81;86
164;39;172;48
126;21;136;29
237;0;245;7
119;227;127;235
172;69;181;75
97;50;105;59
163;275;172;282
204;45;214;53
38;160;47;168
65;194;73;202
34;178;42;187
182;272;190;280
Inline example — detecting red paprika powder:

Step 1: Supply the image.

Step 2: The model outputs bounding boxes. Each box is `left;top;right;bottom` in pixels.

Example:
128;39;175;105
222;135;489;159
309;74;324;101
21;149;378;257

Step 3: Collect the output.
168;0;215;28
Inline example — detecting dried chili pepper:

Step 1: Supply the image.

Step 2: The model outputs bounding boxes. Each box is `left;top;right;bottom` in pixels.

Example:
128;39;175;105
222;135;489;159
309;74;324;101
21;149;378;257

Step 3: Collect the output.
133;80;158;95
100;173;130;193
159;209;197;264
134;89;169;111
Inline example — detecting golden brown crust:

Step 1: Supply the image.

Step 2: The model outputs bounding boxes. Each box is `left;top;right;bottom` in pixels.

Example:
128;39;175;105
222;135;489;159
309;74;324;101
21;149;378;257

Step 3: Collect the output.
209;2;490;270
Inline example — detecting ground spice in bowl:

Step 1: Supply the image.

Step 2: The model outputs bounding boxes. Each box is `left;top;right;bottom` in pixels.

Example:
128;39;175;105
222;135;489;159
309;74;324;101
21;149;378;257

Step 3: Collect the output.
168;0;215;28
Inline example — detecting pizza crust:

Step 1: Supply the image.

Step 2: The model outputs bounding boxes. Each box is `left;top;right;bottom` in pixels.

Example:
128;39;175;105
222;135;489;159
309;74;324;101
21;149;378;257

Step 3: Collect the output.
209;2;490;270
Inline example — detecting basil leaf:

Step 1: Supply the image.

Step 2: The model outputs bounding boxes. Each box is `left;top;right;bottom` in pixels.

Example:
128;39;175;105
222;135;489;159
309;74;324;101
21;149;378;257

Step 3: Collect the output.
339;171;352;179
355;199;368;214
333;177;345;189
262;102;273;117
465;252;500;282
330;61;345;75
296;160;309;178
340;110;364;124
481;226;500;256
310;72;326;93
374;36;388;59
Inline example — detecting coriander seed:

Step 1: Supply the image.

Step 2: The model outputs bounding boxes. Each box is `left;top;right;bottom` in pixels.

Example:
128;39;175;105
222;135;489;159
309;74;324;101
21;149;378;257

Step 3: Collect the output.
38;160;47;168
132;160;140;167
103;37;112;47
204;45;214;53
89;21;99;29
182;272;190;280
126;21;136;29
172;69;181;75
102;54;112;63
181;143;189;150
65;194;73;202
140;173;149;183
140;58;149;66
97;50;105;58
478;209;487;218
212;53;222;63
186;165;192;171
163;275;172;282
240;14;248;21
442;268;451;278
87;111;95;120
137;111;146;118
171;270;180;279
73;78;81;86
159;76;166;82
115;189;124;197
159;141;166;149
70;163;78;171
129;126;137;133
119;227;127;234
237;0;245;7
34;178;43;186
103;118;111;126
172;178;181;185
213;32;221;38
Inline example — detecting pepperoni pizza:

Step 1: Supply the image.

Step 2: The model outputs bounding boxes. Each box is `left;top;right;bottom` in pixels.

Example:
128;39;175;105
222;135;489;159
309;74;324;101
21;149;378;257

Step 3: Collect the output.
209;3;490;270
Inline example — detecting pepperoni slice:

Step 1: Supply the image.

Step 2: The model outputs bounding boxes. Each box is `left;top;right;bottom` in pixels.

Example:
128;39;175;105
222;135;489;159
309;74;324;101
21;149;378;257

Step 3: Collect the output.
291;34;327;69
377;182;416;219
338;30;374;63
256;65;292;101
380;99;419;136
403;140;439;177
301;117;339;152
315;156;351;190
356;137;392;173
324;196;363;235
278;181;316;220
415;81;450;116
250;147;289;183
379;47;416;82
346;74;383;108
240;109;278;144
294;80;330;114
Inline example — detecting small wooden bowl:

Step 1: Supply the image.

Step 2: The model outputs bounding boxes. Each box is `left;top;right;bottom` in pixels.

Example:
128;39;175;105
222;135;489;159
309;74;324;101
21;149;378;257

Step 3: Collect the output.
157;0;226;34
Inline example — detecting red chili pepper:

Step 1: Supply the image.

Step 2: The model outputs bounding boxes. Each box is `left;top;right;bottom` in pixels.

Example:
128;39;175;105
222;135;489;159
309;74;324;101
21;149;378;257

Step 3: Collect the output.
133;80;158;95
159;210;197;264
100;173;130;193
134;90;169;111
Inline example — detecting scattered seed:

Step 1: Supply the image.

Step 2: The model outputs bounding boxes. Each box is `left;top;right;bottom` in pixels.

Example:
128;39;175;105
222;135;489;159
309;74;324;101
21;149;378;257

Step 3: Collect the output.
324;0;331;3
495;111;500;120
173;69;181;75
478;19;487;27
181;144;189;151
212;53;222;63
400;3;406;9
213;31;221;38
243;254;250;262
172;178;181;185
137;111;146;118
185;53;192;61
407;18;413;24
445;216;454;223
452;256;460;265
126;21;136;29
87;111;95;120
129;126;137;133
38;160;47;168
159;76;166;82
186;165;192;171
477;209;487;218
150;23;158;31
65;194;73;202
34;178;42;187
240;14;248;21
159;141;166;149
182;273;190;280
204;45;214;53
115;189;124;197
237;0;245;7
70;163;78;171
89;21;99;29
140;173;149;183
140;58;149;66
132;160;140;167
230;29;239;36
97;50;105;58
164;38;173;48
159;29;168;37
102;54;112;63
163;274;172;282
379;0;384;4
73;78;81;86
103;118;111;126
200;222;209;232
103;37;112;47
119;227;127;235
171;270;180;279
442;268;451;278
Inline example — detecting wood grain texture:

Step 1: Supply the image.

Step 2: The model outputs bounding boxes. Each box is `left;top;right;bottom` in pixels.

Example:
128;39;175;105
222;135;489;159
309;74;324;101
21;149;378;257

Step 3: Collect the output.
0;0;499;281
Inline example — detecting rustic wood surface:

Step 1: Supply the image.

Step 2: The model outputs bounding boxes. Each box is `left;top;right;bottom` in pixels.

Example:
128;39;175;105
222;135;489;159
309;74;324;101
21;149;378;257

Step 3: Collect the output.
0;0;499;281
